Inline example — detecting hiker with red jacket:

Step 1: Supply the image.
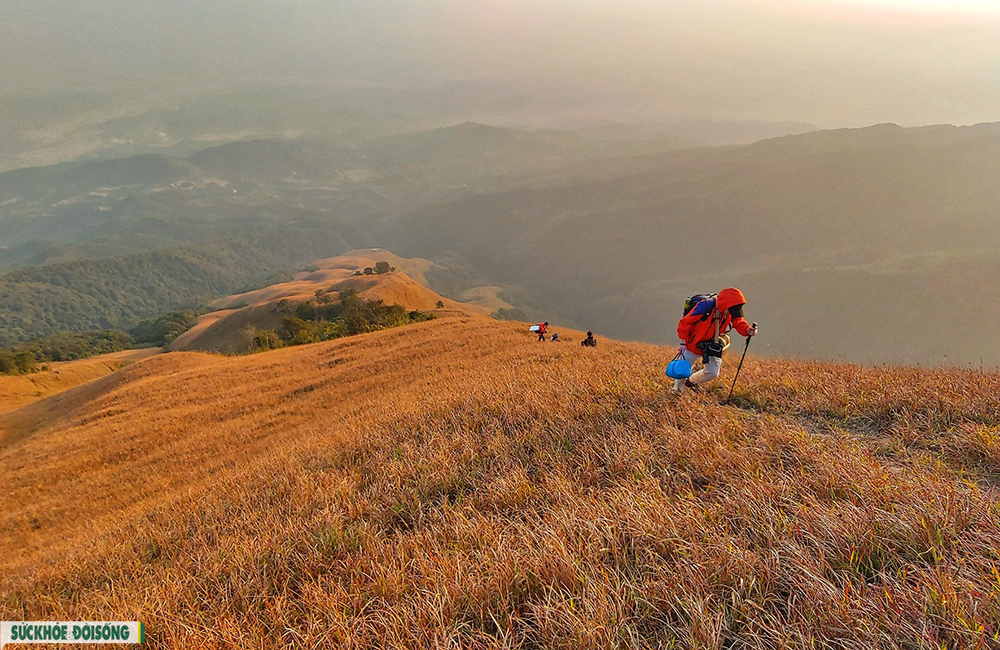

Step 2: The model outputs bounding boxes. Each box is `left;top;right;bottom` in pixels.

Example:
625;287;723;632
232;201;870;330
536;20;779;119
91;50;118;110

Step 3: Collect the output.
673;288;757;393
537;321;549;342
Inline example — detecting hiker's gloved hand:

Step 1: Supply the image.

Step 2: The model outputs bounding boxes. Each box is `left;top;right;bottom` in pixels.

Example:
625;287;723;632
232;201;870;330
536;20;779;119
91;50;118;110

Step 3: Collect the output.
747;325;758;337
677;344;686;355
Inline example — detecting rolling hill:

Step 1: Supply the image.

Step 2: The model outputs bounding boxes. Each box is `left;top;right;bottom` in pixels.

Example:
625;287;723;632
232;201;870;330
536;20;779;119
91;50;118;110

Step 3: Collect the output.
0;348;158;417
1;309;998;647
171;249;479;354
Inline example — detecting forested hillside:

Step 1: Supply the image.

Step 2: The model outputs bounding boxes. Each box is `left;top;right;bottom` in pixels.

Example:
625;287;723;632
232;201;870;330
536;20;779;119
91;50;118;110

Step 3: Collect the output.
0;227;357;346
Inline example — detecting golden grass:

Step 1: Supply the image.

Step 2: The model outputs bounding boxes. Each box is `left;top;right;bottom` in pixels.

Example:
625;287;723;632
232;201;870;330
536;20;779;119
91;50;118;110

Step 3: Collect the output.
175;252;478;353
167;309;240;352
0;348;159;417
1;317;998;648
209;249;437;310
459;286;514;313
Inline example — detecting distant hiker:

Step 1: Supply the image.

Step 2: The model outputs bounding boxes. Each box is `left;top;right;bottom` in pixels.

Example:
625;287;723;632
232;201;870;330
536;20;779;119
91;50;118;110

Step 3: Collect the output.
673;288;757;393
581;331;597;347
550;332;561;342
537;322;549;342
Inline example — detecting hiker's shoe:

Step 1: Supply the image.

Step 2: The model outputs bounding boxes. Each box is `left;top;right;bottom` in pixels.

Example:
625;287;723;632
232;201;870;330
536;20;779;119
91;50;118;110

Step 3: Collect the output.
684;380;701;391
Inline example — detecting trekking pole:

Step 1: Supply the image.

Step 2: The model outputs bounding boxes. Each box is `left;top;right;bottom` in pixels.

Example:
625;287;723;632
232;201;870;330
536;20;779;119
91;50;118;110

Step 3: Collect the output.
725;323;756;404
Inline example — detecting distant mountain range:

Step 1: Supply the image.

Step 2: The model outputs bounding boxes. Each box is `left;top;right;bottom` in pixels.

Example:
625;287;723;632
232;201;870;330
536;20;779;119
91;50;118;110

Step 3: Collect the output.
2;119;1000;366
0;122;692;268
382;122;1000;366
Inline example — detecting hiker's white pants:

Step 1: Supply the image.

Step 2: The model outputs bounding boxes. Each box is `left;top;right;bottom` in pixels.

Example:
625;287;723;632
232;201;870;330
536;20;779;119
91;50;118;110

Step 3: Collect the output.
672;349;723;392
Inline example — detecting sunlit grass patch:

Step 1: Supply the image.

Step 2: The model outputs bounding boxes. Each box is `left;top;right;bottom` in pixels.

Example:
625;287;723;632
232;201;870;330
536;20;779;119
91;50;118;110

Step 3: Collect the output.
2;318;1000;647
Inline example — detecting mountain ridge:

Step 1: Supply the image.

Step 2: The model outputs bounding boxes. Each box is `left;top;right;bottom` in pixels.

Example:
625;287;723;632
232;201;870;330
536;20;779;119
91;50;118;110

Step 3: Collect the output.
4;120;1000;364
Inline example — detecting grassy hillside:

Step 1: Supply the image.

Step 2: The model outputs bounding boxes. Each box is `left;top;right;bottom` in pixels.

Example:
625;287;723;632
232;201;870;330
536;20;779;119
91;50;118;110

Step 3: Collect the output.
171;249;470;354
0;348;158;416
1;316;998;647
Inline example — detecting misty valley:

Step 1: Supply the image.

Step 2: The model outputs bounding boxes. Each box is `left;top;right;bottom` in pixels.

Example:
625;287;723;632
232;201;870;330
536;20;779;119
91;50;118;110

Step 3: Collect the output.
2;87;999;366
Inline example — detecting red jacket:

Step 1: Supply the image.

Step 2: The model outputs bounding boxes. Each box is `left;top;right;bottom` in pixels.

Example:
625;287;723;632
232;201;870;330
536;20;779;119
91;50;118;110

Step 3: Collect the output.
677;288;752;354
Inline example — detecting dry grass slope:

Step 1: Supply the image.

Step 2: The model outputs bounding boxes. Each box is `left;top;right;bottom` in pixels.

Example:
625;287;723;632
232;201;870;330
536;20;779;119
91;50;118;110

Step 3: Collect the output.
1;316;999;648
0;349;159;417
173;249;477;353
207;249;438;311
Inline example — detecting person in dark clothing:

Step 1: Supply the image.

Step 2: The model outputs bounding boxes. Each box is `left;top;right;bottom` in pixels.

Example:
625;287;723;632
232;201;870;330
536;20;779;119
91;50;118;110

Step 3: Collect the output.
581;331;597;347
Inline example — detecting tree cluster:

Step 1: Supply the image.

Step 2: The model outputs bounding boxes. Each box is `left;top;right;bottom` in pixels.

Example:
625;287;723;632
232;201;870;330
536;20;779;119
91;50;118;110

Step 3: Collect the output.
129;311;198;346
252;290;432;352
353;261;395;277
0;330;132;375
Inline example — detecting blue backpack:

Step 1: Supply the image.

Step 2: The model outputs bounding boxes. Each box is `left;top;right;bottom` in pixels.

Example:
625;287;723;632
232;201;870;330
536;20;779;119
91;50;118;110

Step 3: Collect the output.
683;293;717;319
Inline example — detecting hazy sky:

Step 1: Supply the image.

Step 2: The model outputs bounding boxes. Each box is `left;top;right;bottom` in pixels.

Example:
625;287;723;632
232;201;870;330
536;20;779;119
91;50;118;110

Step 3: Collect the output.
1;0;998;127
824;0;998;12
764;0;1000;23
